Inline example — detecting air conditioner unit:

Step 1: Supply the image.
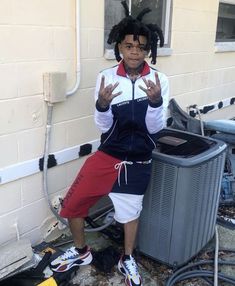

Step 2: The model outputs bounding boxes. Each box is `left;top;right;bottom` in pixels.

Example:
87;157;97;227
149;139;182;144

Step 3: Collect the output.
138;129;227;267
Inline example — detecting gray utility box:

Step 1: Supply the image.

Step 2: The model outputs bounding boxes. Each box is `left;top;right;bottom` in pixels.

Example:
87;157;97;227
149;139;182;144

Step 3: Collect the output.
138;128;227;267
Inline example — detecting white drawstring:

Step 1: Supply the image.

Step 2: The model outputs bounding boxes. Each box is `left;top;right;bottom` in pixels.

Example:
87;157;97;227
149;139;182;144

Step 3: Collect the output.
114;161;133;186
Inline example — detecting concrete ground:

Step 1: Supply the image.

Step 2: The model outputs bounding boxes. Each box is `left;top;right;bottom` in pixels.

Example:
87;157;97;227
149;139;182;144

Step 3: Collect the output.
69;231;161;286
0;222;234;285
59;224;235;286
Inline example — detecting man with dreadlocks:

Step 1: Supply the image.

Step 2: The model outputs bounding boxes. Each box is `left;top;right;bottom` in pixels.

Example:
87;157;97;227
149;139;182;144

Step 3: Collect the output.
50;1;169;285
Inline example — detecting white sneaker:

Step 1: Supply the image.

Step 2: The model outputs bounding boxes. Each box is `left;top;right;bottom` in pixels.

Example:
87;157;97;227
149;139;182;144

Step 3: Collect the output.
118;255;142;286
50;246;92;272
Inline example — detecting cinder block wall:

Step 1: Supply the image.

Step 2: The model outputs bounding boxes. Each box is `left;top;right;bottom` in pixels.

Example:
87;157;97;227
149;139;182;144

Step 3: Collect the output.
0;0;234;246
0;0;97;246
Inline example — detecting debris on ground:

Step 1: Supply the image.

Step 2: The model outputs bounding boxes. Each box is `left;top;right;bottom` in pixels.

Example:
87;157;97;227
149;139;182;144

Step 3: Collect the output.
0;206;235;285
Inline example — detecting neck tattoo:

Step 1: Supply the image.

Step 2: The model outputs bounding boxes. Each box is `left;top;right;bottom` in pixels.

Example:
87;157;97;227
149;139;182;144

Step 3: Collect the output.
124;63;144;80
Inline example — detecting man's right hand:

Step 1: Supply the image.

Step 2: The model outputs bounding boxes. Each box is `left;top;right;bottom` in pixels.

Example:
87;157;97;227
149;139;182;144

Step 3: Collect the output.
97;76;122;109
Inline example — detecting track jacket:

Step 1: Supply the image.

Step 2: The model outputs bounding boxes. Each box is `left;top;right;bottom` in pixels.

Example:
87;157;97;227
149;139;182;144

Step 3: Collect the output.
94;61;169;161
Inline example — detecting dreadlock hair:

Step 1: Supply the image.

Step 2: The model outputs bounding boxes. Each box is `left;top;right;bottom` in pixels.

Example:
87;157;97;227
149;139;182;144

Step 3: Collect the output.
107;0;164;65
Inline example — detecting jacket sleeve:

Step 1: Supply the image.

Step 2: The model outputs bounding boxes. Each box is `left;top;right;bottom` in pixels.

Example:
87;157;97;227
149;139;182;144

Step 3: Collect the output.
94;72;114;133
145;72;170;134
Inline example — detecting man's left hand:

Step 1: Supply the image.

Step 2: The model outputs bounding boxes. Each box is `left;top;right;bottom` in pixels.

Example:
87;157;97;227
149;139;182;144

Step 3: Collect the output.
139;72;162;104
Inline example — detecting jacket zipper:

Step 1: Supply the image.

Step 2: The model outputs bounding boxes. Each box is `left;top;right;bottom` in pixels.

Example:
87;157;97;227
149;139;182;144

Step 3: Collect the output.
147;134;157;149
103;120;118;144
129;79;135;153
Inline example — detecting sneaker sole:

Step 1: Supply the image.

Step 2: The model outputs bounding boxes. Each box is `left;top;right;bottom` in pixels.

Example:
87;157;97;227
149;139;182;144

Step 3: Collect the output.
118;260;126;276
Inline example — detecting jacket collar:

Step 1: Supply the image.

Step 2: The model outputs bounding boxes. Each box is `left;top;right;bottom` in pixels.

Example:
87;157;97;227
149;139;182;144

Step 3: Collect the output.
117;60;150;77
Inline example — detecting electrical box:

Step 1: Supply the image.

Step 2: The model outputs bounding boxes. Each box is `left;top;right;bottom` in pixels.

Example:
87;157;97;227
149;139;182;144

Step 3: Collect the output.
43;72;67;103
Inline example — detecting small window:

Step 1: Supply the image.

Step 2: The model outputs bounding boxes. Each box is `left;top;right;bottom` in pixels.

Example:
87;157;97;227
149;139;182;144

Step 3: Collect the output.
216;1;235;42
104;0;172;58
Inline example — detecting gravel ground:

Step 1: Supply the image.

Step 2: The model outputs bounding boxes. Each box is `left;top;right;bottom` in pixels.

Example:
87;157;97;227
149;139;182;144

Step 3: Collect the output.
69;243;235;286
69;221;235;286
50;205;235;286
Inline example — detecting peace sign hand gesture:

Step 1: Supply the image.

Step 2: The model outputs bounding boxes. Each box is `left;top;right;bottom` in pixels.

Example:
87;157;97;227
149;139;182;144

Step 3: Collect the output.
139;72;162;104
97;76;122;109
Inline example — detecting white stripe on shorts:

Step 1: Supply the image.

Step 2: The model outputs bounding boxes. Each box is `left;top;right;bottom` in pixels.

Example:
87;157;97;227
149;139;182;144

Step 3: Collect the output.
108;193;144;223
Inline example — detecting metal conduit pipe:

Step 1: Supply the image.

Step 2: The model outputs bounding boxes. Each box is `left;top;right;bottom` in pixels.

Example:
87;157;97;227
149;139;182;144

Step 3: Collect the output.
42;104;67;227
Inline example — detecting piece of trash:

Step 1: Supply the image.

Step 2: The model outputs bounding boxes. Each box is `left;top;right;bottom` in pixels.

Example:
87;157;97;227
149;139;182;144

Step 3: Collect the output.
92;246;120;273
0;239;34;280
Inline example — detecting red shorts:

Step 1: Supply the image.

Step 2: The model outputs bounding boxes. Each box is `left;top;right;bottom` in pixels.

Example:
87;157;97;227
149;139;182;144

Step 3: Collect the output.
60;151;152;222
60;151;121;218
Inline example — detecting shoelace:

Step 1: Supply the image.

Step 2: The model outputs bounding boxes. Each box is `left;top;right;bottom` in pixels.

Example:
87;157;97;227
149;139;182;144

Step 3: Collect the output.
61;246;78;260
123;256;139;276
114;161;133;186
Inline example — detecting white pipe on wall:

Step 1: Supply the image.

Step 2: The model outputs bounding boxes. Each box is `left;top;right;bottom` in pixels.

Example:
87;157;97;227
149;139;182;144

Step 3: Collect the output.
0;139;100;185
66;0;81;96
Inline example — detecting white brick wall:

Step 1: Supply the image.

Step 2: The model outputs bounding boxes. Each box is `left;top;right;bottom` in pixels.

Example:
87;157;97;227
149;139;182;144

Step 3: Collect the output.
0;96;44;135
0;0;78;245
21;174;44;206
0;181;21;216
12;0;74;26
18;128;45;161
0;134;18;168
0;0;234;246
